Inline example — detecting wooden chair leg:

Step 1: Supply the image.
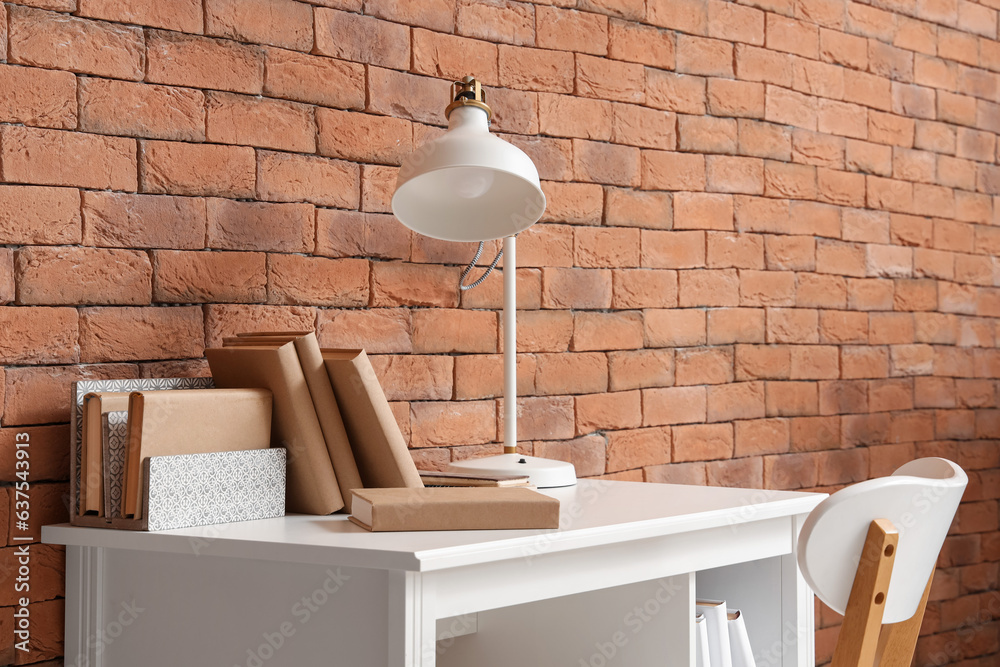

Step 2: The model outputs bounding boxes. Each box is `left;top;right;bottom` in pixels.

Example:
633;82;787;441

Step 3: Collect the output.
831;518;899;667
874;574;933;667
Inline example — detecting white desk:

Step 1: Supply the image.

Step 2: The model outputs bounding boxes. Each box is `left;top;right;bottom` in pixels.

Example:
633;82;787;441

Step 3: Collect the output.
44;480;825;667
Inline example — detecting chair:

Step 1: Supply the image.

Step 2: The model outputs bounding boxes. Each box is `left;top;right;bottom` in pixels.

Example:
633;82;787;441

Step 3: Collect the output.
797;458;968;667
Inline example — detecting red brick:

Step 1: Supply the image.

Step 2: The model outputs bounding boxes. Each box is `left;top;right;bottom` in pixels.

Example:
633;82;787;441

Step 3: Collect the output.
80;306;204;363
765;235;815;271
674;192;734;231
608;19;675;69
3;364;134;425
2;125;136;191
612;104;676;150
644;308;706;348
534;352;608;396
764;161;818;199
736;344;791;381
147;30;264;94
641;230;706;269
841;345;889;379
541;182;604;224
706;156;764;195
205;0;311;50
0;307;77;366
767;14;819;58
577;390;642;434
80;78;204;142
533;435;606;478
766;85;818;131
411;401;496;448
707;307;765;344
707;232;764;269
10;7;143;79
153;250;264;303
0;250;11;305
708;0;764;45
707;381;765;422
766;380;821;416
536;7;607;55
820;27;867;69
456;0;535;47
538;93;612;141
264;48;365;110
498;44;575;93
676;346;734;385
679;115;738;154
708;79;765;120
736;44;794;87
609;349;674;391
207;92;314;152
767;308;819;343
676;34;734;77
17;246;151;306
574;227;640;268
371;263;460;308
606;426;671;472
572;139;640;186
642;151;706;191
679;269;740;307
869;110;915;147
734;418;790;456
516;310;574;353
740;270;796;306
734;196;790;234
361;164;399;213
0;63;75;130
643;386;706;426
452;354;533;400
77;0;202;32
647;0;707;34
0;186;80;245
518;225;574;268
82;192;206;250
572;311;643;351
317;308;411;354
0;425;69;482
256;151;358;209
792;59;845;100
412;29;499;86
370;355;454;403
604;188;672;229
739;119;793;161
267;255;368;307
365;0;455;32
460;268;541;311
313;9;409;69
672;423;734;462
206;199;312;253
501;395;576;441
646;69;707;115
141;140;255;198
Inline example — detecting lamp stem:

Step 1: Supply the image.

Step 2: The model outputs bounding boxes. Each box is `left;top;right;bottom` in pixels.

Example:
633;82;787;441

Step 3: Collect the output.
503;234;517;455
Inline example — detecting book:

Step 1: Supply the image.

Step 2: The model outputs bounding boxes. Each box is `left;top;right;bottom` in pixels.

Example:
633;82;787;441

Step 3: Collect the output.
322;349;423;490
348;487;560;532
727;610;756;667
223;332;364;513
102;410;128;519
418;470;531;487
206;344;346;515
695;613;710;667
70;377;215;517
80;392;130;515
696;600;733;667
123;388;273;518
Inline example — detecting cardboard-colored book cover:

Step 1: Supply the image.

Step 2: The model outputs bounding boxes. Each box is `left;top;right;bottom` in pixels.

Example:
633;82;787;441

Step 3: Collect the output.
418;470;531;488
80;392;130;515
123;388;273;518
349;487;560;531
322;349;423;490
223;332;364;512
206;344;346;515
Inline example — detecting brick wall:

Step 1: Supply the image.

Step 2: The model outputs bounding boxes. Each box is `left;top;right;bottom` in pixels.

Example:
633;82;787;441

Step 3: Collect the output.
0;0;998;663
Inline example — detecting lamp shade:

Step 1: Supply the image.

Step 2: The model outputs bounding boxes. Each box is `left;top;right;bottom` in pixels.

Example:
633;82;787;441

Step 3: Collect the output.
392;105;546;242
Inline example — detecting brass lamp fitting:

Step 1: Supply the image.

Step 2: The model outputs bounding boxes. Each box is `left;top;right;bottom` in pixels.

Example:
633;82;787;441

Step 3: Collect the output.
445;76;493;122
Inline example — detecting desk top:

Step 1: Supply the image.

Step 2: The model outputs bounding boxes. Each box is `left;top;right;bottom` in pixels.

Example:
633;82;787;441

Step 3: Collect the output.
43;480;824;572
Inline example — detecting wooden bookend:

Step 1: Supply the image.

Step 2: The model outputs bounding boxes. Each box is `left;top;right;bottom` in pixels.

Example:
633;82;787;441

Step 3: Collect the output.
874;574;933;667
831;518;899;667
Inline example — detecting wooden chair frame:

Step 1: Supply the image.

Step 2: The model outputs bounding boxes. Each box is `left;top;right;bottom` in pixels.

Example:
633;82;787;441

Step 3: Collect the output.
831;518;934;667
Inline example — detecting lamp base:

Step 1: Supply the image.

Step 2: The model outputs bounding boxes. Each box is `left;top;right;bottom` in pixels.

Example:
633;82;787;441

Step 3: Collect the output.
448;453;577;489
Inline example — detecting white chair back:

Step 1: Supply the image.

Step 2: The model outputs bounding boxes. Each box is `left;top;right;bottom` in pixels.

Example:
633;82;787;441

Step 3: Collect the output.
797;458;967;624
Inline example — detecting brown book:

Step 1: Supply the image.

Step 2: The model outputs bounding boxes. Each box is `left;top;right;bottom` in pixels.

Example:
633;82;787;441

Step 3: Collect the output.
223;332;364;512
79;392;130;515
418;470;531;488
349;487;560;531
322;349;423;490
206;344;346;515
122;388;272;518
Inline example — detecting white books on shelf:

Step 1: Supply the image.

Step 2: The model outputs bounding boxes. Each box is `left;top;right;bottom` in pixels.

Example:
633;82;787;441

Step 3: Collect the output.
696;599;733;667
695;613;711;667
727;610;756;667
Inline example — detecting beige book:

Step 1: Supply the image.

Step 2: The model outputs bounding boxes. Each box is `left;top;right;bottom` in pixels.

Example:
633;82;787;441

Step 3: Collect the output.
79;392;130;515
223;332;364;512
206;344;346;515
123;388;272;518
322;349;423;490
418;470;531;488
349;487;560;532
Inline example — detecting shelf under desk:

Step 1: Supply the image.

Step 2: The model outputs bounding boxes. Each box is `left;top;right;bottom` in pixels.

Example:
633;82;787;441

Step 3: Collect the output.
44;479;825;667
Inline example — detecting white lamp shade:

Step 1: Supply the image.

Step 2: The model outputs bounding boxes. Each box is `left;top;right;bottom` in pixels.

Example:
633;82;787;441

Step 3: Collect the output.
392;106;546;242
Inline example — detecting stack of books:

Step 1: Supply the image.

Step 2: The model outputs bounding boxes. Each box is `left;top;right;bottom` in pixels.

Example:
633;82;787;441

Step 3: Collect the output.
70;377;287;530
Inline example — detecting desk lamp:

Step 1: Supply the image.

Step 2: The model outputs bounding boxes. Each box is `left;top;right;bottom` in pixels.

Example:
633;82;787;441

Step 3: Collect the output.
392;76;577;488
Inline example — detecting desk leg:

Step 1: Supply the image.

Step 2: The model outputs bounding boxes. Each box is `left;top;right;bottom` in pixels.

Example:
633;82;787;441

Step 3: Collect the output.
64;546;104;667
388;571;438;667
780;514;815;667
